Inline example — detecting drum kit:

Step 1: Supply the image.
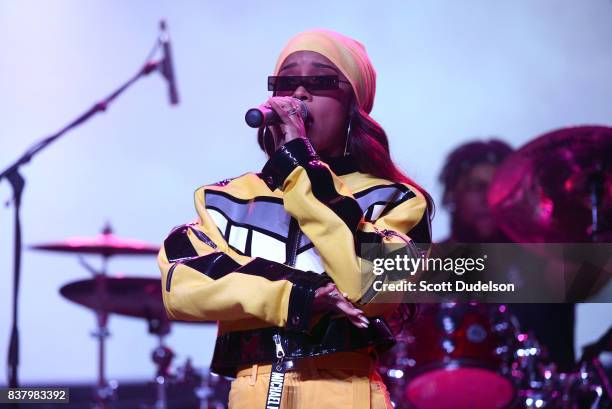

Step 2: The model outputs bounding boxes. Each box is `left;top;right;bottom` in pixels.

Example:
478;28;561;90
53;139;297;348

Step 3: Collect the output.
30;224;228;409
379;125;612;409
25;126;611;408
378;302;610;409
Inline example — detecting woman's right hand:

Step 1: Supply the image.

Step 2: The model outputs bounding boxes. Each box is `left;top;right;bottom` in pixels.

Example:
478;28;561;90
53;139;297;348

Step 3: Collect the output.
265;96;308;151
312;282;370;328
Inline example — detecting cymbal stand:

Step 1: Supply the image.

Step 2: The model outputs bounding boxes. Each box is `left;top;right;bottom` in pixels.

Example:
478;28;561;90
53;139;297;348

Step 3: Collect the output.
91;234;117;409
194;367;214;409
588;164;611;242
77;224;118;408
148;315;173;409
91;305;116;409
589;164;603;240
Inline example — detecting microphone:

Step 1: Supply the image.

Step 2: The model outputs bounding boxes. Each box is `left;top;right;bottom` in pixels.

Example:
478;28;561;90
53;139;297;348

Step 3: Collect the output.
245;99;308;128
159;20;179;105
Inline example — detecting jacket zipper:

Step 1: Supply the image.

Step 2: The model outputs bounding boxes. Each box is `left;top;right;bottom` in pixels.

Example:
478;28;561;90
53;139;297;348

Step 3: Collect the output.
286;218;302;267
276;222;298;371
374;226;424;259
273;333;285;362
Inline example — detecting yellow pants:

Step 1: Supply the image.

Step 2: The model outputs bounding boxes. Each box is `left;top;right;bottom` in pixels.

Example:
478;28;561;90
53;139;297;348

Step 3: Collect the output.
228;351;393;409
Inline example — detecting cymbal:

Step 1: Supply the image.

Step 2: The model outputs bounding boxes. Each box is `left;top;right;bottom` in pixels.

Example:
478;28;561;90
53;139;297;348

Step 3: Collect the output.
59;276;213;324
488;125;612;243
31;233;160;256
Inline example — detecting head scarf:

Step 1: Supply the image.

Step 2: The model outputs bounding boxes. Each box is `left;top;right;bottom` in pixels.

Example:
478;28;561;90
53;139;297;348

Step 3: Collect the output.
273;29;377;114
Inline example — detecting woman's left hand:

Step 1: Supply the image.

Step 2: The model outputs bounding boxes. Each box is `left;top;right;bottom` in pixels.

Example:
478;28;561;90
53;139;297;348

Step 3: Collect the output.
312;282;370;329
266;96;308;151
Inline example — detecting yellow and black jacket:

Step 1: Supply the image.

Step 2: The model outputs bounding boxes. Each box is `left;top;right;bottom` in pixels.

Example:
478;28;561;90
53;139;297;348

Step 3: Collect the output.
158;138;431;376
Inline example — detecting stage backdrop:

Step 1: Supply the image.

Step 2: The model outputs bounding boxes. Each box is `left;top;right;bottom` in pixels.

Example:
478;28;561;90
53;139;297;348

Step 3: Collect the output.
1;0;611;384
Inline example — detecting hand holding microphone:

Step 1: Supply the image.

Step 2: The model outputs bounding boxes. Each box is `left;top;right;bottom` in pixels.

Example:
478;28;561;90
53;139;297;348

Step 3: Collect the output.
246;97;309;150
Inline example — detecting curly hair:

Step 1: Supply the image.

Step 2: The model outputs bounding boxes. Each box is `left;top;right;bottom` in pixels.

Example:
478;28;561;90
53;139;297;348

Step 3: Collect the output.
438;139;514;207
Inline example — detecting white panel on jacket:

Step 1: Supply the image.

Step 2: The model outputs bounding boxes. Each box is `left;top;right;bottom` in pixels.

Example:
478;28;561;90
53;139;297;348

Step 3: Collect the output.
228;225;249;254
251;230;286;263
370;204;386;220
295;247;325;274
208;209;228;236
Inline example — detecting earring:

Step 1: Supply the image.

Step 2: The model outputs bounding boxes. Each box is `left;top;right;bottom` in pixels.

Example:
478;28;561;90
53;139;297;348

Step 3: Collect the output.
344;117;353;157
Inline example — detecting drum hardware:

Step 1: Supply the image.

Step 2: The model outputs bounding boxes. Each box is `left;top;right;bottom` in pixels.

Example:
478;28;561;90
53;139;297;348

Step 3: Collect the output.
488;125;612;244
517;359;607;409
380;303;520;409
90;306;118;409
514;333;545;390
35;223;166;408
174;359;228;409
188;365;215;409
58;269;219;408
380;306;609;409
148;315;173;409
31;223;160;256
193;369;222;409
46;223;152;409
136;313;224;409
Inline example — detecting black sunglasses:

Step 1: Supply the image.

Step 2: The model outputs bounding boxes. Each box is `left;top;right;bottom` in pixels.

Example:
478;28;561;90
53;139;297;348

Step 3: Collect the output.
268;75;350;92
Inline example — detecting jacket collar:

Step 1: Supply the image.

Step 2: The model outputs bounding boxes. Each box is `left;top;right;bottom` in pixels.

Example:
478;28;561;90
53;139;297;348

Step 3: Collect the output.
320;154;360;176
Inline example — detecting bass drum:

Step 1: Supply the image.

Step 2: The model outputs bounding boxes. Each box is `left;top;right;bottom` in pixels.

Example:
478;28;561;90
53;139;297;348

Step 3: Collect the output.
379;302;520;409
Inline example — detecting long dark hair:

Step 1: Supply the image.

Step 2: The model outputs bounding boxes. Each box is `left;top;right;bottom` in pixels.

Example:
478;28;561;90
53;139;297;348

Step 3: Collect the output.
257;104;435;216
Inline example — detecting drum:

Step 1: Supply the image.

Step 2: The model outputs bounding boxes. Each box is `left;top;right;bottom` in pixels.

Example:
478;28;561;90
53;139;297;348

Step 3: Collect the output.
380;303;520;409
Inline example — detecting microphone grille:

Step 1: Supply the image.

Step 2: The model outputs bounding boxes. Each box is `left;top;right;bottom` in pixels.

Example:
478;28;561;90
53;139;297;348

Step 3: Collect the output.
296;99;308;119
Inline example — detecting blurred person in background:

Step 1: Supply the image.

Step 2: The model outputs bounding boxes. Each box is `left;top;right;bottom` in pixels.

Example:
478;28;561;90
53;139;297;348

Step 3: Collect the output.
438;139;576;370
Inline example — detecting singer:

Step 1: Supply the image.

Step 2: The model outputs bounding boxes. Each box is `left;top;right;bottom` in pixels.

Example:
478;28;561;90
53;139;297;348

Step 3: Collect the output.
158;29;432;409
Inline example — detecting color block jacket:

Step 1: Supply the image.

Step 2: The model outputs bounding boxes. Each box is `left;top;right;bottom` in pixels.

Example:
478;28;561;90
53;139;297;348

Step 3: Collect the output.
158;138;431;376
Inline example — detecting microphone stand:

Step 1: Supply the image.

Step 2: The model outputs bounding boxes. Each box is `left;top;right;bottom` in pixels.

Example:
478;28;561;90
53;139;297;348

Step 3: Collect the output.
1;36;167;391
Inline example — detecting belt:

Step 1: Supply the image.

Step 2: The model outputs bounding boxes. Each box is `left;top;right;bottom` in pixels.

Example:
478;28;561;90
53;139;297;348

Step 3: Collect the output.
236;350;376;377
211;315;395;377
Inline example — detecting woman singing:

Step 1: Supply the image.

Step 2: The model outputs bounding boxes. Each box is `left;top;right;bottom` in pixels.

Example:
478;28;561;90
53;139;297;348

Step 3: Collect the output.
158;29;432;409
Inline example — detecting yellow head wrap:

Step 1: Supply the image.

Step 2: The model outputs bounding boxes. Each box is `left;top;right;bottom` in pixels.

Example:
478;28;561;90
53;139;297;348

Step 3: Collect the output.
273;29;377;114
